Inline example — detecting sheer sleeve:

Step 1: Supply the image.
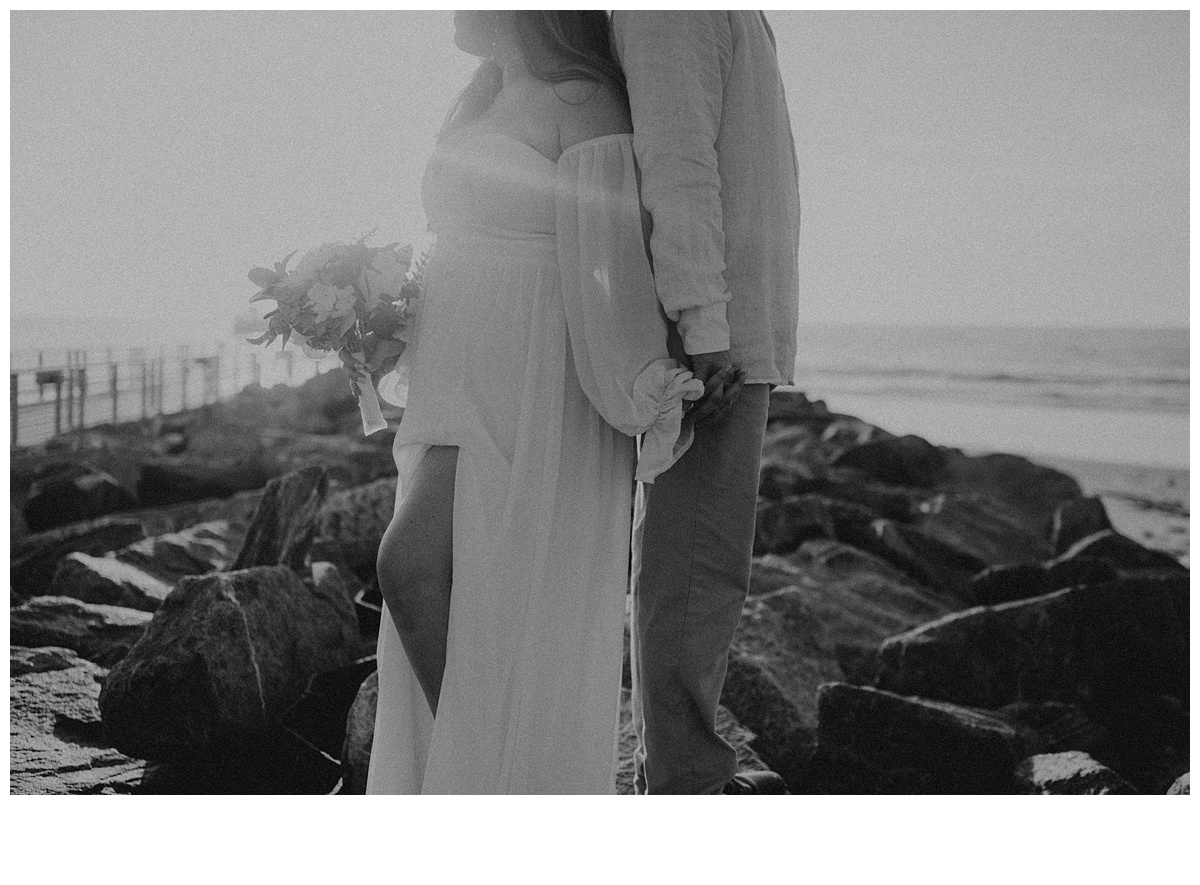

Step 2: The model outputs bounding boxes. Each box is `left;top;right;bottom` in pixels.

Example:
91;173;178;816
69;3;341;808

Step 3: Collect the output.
556;135;704;483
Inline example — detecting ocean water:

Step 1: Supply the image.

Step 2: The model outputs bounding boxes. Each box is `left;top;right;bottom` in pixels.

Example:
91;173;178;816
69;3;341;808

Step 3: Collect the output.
9;317;1190;469
791;324;1189;469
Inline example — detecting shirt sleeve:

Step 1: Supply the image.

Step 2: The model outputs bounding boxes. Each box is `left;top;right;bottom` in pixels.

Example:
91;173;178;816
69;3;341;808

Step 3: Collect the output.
613;10;733;356
555;136;704;483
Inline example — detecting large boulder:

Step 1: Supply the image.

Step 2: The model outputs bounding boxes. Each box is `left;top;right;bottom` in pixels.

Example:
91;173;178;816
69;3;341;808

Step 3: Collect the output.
1053;529;1188;576
753;495;835;556
98;563;359;759
1167;773;1190;795
970;557;1120;606
114;519;241;582
835;434;949;488
231;466;329;571
136;454;277;507
22;462;138;533
763;540;959;682
940;453;1083;540
815;683;1039;793
875;576;1190;716
340;670;380;795
313;476;398;583
49;552;176;611
10;515;147;601
10;647;145;794
911;492;1055;568
719;587;844;786
1014;751;1137;795
11;596;152;666
279;655;378;767
1052;497;1113;554
837;518;986;603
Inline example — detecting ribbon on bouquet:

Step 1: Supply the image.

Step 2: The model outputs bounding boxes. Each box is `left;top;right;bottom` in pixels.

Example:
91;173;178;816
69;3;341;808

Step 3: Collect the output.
358;382;388;436
343;351;389;436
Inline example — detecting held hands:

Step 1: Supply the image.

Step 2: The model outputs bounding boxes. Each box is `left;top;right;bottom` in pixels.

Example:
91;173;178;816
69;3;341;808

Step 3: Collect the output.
684;350;746;425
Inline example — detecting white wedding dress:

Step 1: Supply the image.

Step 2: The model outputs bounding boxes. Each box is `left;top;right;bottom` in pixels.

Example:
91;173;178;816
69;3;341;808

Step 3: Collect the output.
365;131;700;794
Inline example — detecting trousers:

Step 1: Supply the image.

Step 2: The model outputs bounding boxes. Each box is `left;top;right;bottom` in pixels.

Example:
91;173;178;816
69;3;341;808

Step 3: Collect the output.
630;383;769;794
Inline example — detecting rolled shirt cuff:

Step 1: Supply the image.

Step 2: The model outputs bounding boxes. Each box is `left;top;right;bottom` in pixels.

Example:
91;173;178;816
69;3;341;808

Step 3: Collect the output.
675;301;731;355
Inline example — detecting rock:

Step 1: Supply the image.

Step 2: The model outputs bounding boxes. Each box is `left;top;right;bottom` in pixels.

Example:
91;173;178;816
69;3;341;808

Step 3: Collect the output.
10;515;147;601
766;389;832;425
11;596;152;666
280;655;377;764
615;688;772;795
264;430;398;492
970;563;1050;606
842;519;986;603
49;552;176;611
1044;555;1121;591
753;495;835;555
22;462;139;533
835;434;949;488
136;454;277;507
913;493;1055;567
970;557;1121;606
816;683;1038;793
758;458;825;501
1052;497;1113;553
820;471;918;520
1167;773;1189;795
875;576;1190;720
11;645;85;677
231;466;329;571
114;519;241;582
340;670;379;795
720;587;845;787
10;648;145;794
125;488;264;537
11;501;29;543
770;540;959;682
941;452;1083;540
996;701;1109;757
1053;529;1187;575
1014;752;1137;794
99;563;359;759
312;476;398;584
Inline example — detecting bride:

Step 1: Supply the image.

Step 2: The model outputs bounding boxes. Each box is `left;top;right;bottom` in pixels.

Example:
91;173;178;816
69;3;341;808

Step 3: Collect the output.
366;10;702;794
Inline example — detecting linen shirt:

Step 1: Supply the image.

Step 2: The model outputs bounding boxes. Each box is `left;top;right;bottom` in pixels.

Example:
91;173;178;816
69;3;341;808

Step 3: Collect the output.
612;10;801;385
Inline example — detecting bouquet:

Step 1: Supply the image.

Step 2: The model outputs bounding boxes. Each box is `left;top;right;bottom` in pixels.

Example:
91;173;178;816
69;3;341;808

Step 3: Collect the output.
246;233;424;435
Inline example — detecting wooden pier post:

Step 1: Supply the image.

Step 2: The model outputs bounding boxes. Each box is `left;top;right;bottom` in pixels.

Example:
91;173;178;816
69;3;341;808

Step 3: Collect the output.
65;353;75;430
111;363;119;424
10;373;18;446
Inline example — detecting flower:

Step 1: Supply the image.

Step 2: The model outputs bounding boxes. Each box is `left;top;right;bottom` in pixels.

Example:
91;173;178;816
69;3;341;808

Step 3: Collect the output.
309;282;356;325
364;247;411;305
285;242;348;290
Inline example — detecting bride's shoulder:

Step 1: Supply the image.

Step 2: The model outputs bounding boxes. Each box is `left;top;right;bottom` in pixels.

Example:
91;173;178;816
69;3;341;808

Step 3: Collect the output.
553;78;632;152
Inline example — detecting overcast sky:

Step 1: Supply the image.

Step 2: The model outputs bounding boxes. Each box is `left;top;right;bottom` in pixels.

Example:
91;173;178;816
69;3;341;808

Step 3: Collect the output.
8;9;1189;348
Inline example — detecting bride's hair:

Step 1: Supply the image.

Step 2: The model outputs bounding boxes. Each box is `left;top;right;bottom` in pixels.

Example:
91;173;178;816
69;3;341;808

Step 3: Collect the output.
439;11;627;141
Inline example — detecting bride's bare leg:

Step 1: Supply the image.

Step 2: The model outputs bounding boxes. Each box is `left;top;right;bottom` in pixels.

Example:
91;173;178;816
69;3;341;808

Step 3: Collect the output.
376;445;457;716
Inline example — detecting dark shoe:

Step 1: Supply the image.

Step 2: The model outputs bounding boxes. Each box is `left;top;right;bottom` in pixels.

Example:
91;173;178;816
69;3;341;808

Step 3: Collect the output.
720;770;789;795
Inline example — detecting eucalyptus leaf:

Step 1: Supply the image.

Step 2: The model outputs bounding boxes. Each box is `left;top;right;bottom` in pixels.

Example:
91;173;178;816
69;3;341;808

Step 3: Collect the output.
248;267;279;288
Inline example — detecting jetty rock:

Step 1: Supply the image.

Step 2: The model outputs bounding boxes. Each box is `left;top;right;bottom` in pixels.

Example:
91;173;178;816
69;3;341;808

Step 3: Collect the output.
98;563;359;760
10;646;145;794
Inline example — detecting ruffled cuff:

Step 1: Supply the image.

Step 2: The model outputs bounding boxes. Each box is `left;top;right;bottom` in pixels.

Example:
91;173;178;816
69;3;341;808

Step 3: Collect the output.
633;360;705;484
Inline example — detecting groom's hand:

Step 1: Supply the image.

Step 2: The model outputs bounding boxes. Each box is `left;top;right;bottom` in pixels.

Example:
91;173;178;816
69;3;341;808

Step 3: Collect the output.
686;350;746;425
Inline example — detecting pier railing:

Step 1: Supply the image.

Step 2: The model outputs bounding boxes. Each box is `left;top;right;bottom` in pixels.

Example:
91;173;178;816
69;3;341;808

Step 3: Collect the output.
9;339;329;448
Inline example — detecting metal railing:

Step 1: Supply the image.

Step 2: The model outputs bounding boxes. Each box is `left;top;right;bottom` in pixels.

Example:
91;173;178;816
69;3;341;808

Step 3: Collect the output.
10;338;329;448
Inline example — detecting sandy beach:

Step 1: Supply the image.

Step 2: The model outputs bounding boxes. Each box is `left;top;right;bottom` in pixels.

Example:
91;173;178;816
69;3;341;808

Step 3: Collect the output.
1023;453;1190;567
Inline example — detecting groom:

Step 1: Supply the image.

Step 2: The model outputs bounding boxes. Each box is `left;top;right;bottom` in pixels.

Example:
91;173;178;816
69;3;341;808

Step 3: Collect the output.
612;10;801;794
